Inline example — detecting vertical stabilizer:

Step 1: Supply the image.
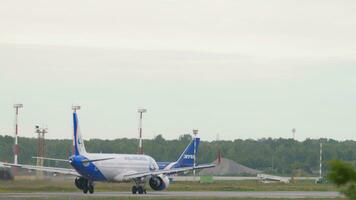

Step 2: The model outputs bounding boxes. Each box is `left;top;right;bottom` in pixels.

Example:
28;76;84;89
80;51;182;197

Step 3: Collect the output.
175;137;200;167
73;112;87;155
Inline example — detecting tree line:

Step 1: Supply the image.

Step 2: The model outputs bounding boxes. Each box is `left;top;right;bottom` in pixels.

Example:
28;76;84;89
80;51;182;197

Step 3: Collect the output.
1;134;356;176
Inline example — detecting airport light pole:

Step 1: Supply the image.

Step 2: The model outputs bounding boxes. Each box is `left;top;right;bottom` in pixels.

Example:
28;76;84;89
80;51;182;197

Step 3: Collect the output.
13;103;23;176
72;105;81;113
319;142;323;178
137;108;147;154
35;125;47;179
292;128;296;140
216;133;221;164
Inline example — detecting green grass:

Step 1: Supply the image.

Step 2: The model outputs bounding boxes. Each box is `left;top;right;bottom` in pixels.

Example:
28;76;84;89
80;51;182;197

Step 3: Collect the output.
18;198;346;200
0;179;338;193
168;180;337;192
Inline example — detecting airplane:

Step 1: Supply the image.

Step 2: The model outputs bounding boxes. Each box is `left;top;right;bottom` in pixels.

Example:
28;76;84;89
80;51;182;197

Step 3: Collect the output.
257;173;291;184
157;137;200;170
1;108;214;194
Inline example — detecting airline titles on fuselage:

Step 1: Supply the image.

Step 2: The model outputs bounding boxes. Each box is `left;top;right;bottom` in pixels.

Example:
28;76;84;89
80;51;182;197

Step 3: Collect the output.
124;156;148;161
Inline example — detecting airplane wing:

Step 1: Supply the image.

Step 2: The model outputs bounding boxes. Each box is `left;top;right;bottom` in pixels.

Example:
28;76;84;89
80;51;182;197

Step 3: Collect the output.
123;163;215;180
0;162;80;176
0;156;114;176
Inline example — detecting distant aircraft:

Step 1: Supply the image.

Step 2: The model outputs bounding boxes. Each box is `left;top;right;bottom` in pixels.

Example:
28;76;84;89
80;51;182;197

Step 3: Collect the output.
157;137;200;170
257;173;291;183
1;109;214;194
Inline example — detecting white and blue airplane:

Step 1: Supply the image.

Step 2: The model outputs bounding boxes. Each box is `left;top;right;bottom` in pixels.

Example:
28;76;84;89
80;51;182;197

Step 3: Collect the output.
1;108;214;194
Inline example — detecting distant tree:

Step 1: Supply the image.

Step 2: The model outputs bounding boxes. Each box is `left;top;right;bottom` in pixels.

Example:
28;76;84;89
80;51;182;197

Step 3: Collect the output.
154;134;165;143
178;134;192;143
4;135;356;177
328;160;356;199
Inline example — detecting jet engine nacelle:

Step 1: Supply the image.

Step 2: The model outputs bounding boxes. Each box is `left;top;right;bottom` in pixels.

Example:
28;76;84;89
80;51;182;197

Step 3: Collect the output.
149;175;170;191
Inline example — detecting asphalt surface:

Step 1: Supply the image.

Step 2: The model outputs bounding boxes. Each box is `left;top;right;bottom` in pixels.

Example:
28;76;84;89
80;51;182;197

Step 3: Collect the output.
0;191;342;199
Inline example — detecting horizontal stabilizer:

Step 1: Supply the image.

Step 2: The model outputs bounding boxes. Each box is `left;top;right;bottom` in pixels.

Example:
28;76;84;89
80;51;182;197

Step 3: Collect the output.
0;162;79;176
81;157;115;163
32;157;68;162
32;156;114;164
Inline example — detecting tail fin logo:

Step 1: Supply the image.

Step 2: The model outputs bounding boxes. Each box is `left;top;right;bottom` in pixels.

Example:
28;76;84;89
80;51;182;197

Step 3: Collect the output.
175;137;200;167
183;154;195;159
72;112;87;155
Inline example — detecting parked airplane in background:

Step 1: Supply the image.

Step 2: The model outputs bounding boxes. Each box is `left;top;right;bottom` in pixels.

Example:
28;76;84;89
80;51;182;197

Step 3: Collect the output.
257;174;291;184
1;107;214;194
157;137;200;170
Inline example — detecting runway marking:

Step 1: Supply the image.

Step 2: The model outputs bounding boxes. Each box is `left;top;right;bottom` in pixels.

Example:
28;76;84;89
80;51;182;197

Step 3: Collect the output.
0;191;342;199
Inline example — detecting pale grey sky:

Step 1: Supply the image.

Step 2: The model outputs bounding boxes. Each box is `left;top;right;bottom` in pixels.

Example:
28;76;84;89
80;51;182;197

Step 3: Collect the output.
0;0;356;141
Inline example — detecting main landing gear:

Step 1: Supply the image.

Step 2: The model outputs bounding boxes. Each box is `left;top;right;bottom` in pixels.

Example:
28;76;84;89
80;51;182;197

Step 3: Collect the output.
75;177;94;194
132;178;147;194
132;185;146;194
83;182;94;194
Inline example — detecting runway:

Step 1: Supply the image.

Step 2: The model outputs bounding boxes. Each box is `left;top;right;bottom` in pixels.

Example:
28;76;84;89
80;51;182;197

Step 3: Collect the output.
0;191;342;199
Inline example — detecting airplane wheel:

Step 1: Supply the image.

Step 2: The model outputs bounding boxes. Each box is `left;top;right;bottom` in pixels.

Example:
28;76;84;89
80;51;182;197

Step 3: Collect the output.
132;186;137;194
82;178;89;194
89;185;94;194
138;186;144;194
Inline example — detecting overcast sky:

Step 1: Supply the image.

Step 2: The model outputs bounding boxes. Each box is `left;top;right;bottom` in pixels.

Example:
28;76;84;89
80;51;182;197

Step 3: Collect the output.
0;0;356;141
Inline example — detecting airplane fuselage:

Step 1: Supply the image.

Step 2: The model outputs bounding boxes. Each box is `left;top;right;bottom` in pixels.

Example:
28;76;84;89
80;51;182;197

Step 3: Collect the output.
70;153;159;182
